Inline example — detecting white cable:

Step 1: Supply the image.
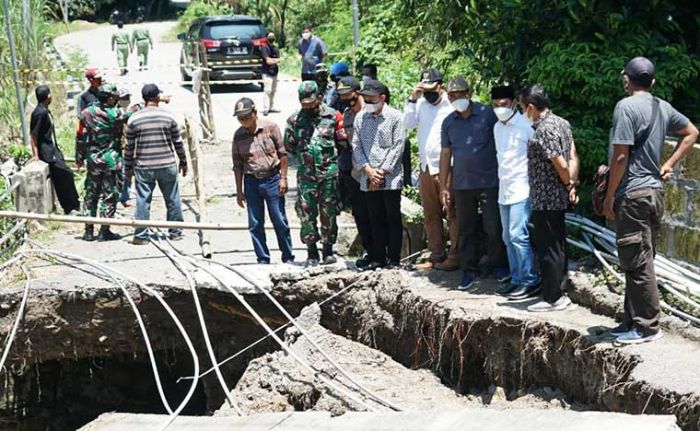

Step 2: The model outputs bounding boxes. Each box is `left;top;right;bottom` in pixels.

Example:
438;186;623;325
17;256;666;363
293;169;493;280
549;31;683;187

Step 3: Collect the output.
179;253;378;412
150;237;243;414
22;246;200;429
0;264;30;375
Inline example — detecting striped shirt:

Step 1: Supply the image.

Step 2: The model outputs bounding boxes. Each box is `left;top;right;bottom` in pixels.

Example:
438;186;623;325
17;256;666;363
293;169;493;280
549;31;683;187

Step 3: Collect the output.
125;107;186;170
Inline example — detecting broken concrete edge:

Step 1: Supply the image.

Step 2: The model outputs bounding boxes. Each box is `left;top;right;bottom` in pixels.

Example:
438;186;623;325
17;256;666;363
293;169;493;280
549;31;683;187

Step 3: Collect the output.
568;269;700;343
268;270;700;430
78;409;681;431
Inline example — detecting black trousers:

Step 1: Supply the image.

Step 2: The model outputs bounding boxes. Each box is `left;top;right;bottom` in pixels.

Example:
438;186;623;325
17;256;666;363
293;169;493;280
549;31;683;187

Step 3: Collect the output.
42;150;80;214
340;172;375;260
365;189;402;264
453;187;507;272
301;72;315;82
614;188;663;336
531;210;567;303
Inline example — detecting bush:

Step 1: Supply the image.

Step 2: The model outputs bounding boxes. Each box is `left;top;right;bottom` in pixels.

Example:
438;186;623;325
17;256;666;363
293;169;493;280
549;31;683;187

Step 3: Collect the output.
172;0;232;36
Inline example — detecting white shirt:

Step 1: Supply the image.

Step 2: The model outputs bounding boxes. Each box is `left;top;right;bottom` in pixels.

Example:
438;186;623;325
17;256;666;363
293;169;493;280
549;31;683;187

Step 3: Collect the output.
403;96;453;175
494;111;534;205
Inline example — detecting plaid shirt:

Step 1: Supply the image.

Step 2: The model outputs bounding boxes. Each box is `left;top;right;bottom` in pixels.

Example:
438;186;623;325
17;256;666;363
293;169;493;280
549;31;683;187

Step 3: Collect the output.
232;119;286;175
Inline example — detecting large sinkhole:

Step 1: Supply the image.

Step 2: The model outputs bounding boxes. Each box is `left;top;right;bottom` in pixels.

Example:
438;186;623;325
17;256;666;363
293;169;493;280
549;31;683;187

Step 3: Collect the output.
0;270;697;430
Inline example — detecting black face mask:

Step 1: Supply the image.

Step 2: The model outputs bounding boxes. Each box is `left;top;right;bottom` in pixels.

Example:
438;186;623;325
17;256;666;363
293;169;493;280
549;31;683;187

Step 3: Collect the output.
424;91;440;104
267;37;275;44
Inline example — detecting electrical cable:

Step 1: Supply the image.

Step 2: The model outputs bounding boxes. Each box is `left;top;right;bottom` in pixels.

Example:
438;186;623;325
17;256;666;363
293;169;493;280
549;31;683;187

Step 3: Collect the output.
0;264;30;376
149;237;243;415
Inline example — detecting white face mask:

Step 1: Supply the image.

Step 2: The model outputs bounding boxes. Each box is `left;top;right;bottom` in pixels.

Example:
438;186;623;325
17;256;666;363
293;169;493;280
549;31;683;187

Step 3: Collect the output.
364;102;379;113
494;106;514;122
451;98;469;112
302;32;312;40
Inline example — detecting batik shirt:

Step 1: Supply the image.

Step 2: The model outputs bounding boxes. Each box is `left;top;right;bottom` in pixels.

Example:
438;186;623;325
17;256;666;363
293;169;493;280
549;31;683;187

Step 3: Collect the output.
527;110;572;211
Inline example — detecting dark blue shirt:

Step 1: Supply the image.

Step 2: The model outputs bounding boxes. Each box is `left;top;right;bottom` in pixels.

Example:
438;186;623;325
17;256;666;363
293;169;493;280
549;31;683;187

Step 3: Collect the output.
441;102;499;190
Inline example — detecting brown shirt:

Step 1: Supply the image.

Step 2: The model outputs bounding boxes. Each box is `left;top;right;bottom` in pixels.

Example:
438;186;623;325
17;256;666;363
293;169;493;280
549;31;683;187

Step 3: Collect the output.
232;119;286;174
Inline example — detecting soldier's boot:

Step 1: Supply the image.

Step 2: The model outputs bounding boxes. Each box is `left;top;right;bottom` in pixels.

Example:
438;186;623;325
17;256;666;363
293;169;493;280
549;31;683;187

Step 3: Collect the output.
82;225;96;242
322;243;337;265
305;243;320;267
98;225;121;242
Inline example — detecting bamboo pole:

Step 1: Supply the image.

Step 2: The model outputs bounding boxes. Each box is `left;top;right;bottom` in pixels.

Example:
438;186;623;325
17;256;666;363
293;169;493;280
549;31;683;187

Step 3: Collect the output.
185;117;212;258
0;211;355;231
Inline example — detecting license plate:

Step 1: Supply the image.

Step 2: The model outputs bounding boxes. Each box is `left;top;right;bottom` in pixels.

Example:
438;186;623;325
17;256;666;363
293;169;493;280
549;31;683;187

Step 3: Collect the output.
226;47;248;55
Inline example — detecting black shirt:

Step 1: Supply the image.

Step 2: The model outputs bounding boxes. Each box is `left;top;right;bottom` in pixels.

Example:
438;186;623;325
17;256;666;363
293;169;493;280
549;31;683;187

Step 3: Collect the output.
78;87;99;115
30;104;59;163
261;44;280;77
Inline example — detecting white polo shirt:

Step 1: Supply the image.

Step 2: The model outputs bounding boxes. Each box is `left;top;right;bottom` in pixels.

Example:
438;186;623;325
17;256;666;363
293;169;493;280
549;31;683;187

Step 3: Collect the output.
494;111;534;205
403;96;454;175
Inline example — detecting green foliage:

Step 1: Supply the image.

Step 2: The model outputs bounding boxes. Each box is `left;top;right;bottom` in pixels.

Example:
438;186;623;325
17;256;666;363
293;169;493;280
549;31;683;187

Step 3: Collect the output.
5;144;30;168
173;0;233;36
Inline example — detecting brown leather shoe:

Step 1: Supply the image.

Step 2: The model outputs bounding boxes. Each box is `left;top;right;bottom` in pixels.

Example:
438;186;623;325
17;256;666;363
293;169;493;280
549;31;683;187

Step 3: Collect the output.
434;259;459;271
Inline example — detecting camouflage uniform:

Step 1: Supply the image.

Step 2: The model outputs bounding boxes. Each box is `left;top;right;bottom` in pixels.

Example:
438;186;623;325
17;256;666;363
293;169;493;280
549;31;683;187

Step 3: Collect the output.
131;27;152;69
284;81;346;247
76;84;129;221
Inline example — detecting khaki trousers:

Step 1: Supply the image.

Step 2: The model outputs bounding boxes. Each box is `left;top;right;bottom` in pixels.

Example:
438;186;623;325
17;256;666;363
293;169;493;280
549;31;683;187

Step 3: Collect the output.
418;170;458;263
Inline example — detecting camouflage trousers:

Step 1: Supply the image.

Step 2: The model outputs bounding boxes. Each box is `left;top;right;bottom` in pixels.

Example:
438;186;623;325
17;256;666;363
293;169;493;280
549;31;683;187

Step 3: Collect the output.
295;175;338;245
84;163;121;219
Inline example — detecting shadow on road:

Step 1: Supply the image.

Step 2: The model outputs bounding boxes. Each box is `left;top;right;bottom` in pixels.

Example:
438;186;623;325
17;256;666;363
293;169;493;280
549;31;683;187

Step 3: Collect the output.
180;83;264;94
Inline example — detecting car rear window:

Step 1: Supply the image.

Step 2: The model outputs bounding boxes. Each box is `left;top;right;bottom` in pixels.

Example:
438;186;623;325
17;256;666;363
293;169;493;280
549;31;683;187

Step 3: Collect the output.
206;21;265;40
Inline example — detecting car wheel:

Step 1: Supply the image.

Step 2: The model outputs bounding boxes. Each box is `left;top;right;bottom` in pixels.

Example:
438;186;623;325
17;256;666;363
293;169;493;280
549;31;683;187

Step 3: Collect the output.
259;81;264;92
180;52;191;83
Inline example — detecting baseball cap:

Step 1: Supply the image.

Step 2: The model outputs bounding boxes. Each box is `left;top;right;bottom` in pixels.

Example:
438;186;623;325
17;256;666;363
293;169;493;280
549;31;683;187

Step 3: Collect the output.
336;76;361;95
85;68;103;80
234;97;255;117
329;62;350;77
419;68;443;90
315;63;329;74
623;57;655;83
447;77;470;93
490;85;515;100
141;83;162;101
298;81;320;103
358;79;388;97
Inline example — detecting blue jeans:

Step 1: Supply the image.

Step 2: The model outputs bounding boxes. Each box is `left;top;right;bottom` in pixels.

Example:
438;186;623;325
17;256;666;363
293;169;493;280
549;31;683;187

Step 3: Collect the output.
134;165;184;239
499;199;539;287
244;173;294;263
119;175;131;204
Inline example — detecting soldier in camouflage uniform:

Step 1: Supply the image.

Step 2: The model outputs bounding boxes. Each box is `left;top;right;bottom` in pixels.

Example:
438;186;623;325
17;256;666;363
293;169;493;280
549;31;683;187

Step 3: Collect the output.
131;26;153;70
76;83;129;242
285;81;347;266
111;21;132;75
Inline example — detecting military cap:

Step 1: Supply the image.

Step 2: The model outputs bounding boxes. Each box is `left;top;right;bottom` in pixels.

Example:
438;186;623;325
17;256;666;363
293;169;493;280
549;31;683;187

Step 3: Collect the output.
234;97;255;117
447;77;470;93
298;81;320;103
97;83;119;100
336;76;361;95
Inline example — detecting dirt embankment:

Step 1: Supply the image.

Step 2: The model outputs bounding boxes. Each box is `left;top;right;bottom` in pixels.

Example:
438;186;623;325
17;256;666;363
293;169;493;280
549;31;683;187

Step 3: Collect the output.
270;270;700;430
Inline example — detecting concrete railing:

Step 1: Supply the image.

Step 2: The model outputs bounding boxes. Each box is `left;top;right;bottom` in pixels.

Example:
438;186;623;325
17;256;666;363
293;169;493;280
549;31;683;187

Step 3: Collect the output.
660;140;700;265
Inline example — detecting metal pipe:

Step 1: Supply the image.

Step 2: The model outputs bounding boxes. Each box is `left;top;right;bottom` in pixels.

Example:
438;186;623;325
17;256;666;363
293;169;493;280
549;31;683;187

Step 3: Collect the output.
0;210;356;231
2;0;30;147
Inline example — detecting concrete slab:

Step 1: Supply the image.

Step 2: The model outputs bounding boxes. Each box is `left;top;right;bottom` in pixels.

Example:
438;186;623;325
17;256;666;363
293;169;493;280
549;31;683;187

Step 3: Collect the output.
79;410;679;431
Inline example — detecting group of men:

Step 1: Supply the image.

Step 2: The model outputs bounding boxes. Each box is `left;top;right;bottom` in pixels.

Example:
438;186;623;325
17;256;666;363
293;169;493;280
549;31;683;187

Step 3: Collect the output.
111;21;154;75
30;68;186;244
232;54;698;345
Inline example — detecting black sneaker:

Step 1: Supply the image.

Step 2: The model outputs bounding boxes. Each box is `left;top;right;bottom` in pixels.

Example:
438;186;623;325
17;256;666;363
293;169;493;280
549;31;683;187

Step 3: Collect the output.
609;324;631;337
385;260;401;269
506;284;542;300
496;283;520;296
355;256;371;269
364;261;386;271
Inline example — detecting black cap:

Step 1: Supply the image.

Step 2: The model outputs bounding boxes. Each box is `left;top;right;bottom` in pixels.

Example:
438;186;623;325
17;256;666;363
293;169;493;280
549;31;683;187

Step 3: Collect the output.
358;79;388;97
623;57;655;83
336;76;361;95
234;97;255;117
490;85;515;100
142;83;162;102
447;77;470;93
419;68;443;90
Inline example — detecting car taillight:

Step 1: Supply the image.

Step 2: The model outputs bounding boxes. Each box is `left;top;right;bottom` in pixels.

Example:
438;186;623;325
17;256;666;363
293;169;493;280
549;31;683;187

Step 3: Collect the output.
202;39;221;49
252;37;268;47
